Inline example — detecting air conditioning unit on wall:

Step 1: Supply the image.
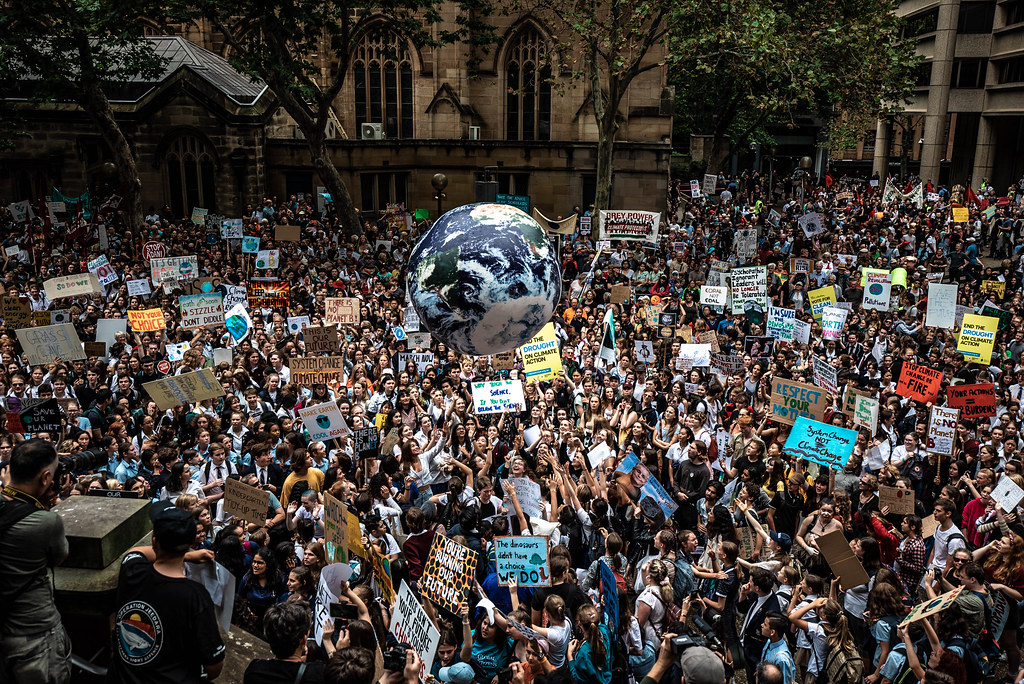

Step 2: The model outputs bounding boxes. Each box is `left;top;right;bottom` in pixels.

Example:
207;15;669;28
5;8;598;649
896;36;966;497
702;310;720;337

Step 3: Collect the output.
468;125;480;140
361;123;384;140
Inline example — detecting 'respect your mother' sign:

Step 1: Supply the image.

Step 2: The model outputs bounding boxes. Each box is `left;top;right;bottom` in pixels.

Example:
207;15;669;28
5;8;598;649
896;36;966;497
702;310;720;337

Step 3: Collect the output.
495;536;551;587
783;416;858;470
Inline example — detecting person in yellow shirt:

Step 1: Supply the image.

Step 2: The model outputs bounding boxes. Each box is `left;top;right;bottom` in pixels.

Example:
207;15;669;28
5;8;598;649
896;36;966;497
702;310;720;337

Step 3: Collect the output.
280;449;325;505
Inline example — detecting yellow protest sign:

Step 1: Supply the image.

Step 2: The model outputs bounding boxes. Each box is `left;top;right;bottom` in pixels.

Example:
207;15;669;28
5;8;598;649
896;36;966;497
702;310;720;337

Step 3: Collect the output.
957;314;998;365
952;207;969;223
891;268;908;288
519;323;562;382
808;286;836;323
982;280;1005;298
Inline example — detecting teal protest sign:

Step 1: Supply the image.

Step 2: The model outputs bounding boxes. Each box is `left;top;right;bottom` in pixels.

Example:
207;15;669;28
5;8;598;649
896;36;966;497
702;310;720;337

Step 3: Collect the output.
783;416;858;470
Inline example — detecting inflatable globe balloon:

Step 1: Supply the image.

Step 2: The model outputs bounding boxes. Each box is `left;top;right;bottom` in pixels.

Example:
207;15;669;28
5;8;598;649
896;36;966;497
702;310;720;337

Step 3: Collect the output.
407;203;562;356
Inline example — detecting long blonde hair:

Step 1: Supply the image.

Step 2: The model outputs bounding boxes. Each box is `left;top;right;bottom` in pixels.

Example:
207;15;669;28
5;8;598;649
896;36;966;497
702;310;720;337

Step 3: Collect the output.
820;598;857;653
647;559;674;607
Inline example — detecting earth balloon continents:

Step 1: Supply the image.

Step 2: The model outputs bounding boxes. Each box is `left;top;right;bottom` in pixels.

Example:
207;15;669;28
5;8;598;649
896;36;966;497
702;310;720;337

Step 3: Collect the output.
407;203;562;356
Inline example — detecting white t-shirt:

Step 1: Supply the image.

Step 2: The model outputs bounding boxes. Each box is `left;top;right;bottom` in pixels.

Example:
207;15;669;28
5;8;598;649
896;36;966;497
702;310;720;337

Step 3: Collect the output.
931;523;966;571
545;621;572;667
636;586;666;640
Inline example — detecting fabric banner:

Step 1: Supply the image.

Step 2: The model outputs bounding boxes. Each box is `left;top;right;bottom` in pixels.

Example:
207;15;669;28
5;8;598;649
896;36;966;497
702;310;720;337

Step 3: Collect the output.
597;210;661;243
532;208;577;235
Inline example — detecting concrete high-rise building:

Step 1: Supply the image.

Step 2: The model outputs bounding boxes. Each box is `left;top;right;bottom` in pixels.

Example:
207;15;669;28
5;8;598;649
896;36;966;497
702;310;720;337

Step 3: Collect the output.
868;0;1024;189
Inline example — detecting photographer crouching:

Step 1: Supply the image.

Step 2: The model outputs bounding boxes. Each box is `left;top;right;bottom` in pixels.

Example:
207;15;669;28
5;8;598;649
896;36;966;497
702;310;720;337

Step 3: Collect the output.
0;439;73;684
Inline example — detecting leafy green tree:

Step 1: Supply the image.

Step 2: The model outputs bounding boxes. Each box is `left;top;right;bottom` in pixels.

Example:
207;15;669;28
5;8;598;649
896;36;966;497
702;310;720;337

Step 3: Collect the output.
671;0;918;173
0;0;167;228
194;0;495;234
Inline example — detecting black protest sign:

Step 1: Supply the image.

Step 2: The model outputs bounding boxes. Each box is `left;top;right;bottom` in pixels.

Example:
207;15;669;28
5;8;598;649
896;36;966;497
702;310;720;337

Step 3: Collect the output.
20;398;63;435
352;427;380;459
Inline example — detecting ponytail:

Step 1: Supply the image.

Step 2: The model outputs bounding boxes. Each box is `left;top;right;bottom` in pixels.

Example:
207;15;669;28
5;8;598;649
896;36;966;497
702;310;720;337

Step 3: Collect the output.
648;559;674;607
821;599;856;653
576;605;606;668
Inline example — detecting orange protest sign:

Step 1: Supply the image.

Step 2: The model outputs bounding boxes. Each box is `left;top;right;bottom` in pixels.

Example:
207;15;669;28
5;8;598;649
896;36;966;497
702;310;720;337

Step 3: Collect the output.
128;308;166;332
896;362;943;403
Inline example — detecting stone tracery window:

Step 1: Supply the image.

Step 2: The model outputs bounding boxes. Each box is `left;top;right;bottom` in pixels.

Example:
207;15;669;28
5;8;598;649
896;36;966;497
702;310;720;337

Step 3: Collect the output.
353;31;413;139
505;25;551;142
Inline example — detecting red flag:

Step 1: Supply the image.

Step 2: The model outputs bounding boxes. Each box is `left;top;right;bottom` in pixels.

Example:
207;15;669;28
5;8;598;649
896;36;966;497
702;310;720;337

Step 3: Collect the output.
904;180;914;193
967;184;981;207
825;173;834;187
926;181;933;194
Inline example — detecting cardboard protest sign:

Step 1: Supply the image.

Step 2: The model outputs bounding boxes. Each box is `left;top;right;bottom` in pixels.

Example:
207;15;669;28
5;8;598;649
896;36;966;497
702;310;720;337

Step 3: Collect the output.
1;296;31;329
783;416;859;470
275;225;301;242
492;351;515;370
179;293;224;330
324;297;360;325
896;362;943;403
957;314;998;364
143;368;226;411
298;401;350;441
392;581;441;680
290;357;345;385
613;453;678;520
323;493;349;563
223;478;270;523
993;475;1024;513
878;485;916;515
853;394;879;434
946;383;996;419
737;525;760;559
900;587;964;627
380;427;403;457
43;273;101;301
519;323;562;382
472;380;525;414
610;285;631;304
495;536;551;587
808;286;836;323
351;427;380;459
771;377;827;424
303;325;339;354
697;330;719;353
926;406;958;454
16;324;87;365
926;283;958;329
816;529;870;589
128;308;166;332
420;535;479;613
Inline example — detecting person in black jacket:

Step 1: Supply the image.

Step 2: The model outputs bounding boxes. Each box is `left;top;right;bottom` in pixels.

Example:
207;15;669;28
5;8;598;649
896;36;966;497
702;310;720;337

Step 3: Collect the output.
737;567;783;684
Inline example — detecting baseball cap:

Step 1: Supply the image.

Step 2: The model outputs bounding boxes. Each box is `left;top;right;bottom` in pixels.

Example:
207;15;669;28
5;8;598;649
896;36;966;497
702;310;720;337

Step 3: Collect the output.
678;646;726;684
438;662;475;684
149;500;198;550
769;531;793;553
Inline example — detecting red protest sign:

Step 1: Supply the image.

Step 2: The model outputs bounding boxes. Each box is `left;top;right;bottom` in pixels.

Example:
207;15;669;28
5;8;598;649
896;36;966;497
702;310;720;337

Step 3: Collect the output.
946;383;996;419
896;362;943;403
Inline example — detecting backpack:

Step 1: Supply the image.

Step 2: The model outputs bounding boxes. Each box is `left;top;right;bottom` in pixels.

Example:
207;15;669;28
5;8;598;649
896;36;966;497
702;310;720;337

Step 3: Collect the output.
672;557;696;601
946;635;995;682
945;531;977;554
609;626;630;684
815;646;863;684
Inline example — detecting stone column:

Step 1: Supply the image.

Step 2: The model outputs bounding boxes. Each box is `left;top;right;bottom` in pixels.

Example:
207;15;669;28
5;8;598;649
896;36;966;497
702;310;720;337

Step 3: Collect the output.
971;115;995;184
919;0;960;182
872;118;890;180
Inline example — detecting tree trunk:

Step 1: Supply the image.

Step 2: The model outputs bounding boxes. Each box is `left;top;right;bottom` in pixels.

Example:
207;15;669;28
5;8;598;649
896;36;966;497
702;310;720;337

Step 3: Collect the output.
78;79;143;231
594;127;616;213
309;136;362;236
706;136;732;175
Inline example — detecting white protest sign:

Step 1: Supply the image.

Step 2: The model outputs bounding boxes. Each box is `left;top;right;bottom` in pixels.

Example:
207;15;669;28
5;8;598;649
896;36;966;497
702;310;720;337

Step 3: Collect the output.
993;475;1024;513
729;267;767;314
927;406;958;455
634;341;655;364
255;250;279;269
587;442;611;470
396;352;436;374
700;286;728;307
126;279;151;297
678;344;712;367
298;401;351;441
313;563;355;645
797;212;826;238
391;581;440;679
509;477;542;519
767;307;795;342
862;269;892;312
287;316;311;334
926;283;958;329
472;380;525;414
853;394;879;434
793;319;812;345
821;306;848;340
87;255;119;288
166;343;189;362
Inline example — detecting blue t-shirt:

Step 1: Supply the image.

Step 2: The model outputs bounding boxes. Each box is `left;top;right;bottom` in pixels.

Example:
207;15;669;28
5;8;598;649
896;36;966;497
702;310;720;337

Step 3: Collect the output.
472;633;514;678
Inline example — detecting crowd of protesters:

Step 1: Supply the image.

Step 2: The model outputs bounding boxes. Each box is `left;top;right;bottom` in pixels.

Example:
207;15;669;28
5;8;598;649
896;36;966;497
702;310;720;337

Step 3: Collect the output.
2;168;1024;684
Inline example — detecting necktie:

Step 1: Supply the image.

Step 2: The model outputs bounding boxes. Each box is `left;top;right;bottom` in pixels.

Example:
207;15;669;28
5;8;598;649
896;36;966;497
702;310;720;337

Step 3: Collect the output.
260;468;267;485
216;466;223;481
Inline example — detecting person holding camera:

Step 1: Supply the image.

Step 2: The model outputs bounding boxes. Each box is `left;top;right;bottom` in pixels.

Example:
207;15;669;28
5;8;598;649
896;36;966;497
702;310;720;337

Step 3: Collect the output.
243;600;324;684
0;439;71;684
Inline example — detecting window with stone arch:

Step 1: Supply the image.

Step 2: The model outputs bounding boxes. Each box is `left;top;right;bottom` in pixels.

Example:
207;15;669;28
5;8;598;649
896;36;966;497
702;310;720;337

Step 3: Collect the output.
163;134;217;219
353;31;414;139
505;25;551;142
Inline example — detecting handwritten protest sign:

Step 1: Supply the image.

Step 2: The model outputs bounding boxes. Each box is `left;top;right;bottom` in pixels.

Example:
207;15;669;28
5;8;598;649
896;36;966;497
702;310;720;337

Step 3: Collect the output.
729;267;767;314
927;406;958;454
2;296;31;329
783;416;858;470
420;535;479;613
958;314;998;364
790;257;811;273
812;357;839;397
879;485;916;515
325;297;361;325
396;352;435;374
127;279;151;297
323;493;348;563
767;307;795;342
128;308;166;332
351;427;380;459
150;255;198;283
821;306;847;340
993;475;1024;513
495;536;551;587
143;368;226;411
179;293;224;330
303;325;339;354
700;286;728;307
926;283;958;329
861;269;892;311
43;273;101;301
290;357;344;385
369;543;395;604
298;401;350;441
472;380;525;414
771;378;827;424
519;323;562;382
946;383;996;419
87;255;118;287
610;285;631;304
853;394;879;434
392;581;441;680
16;324;87;365
223;478;270;523
900;587;964;627
896;362;943;403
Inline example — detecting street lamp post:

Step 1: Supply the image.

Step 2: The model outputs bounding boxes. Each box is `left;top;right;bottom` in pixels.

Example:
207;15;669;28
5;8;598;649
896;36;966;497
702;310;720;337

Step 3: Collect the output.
431;173;448;219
